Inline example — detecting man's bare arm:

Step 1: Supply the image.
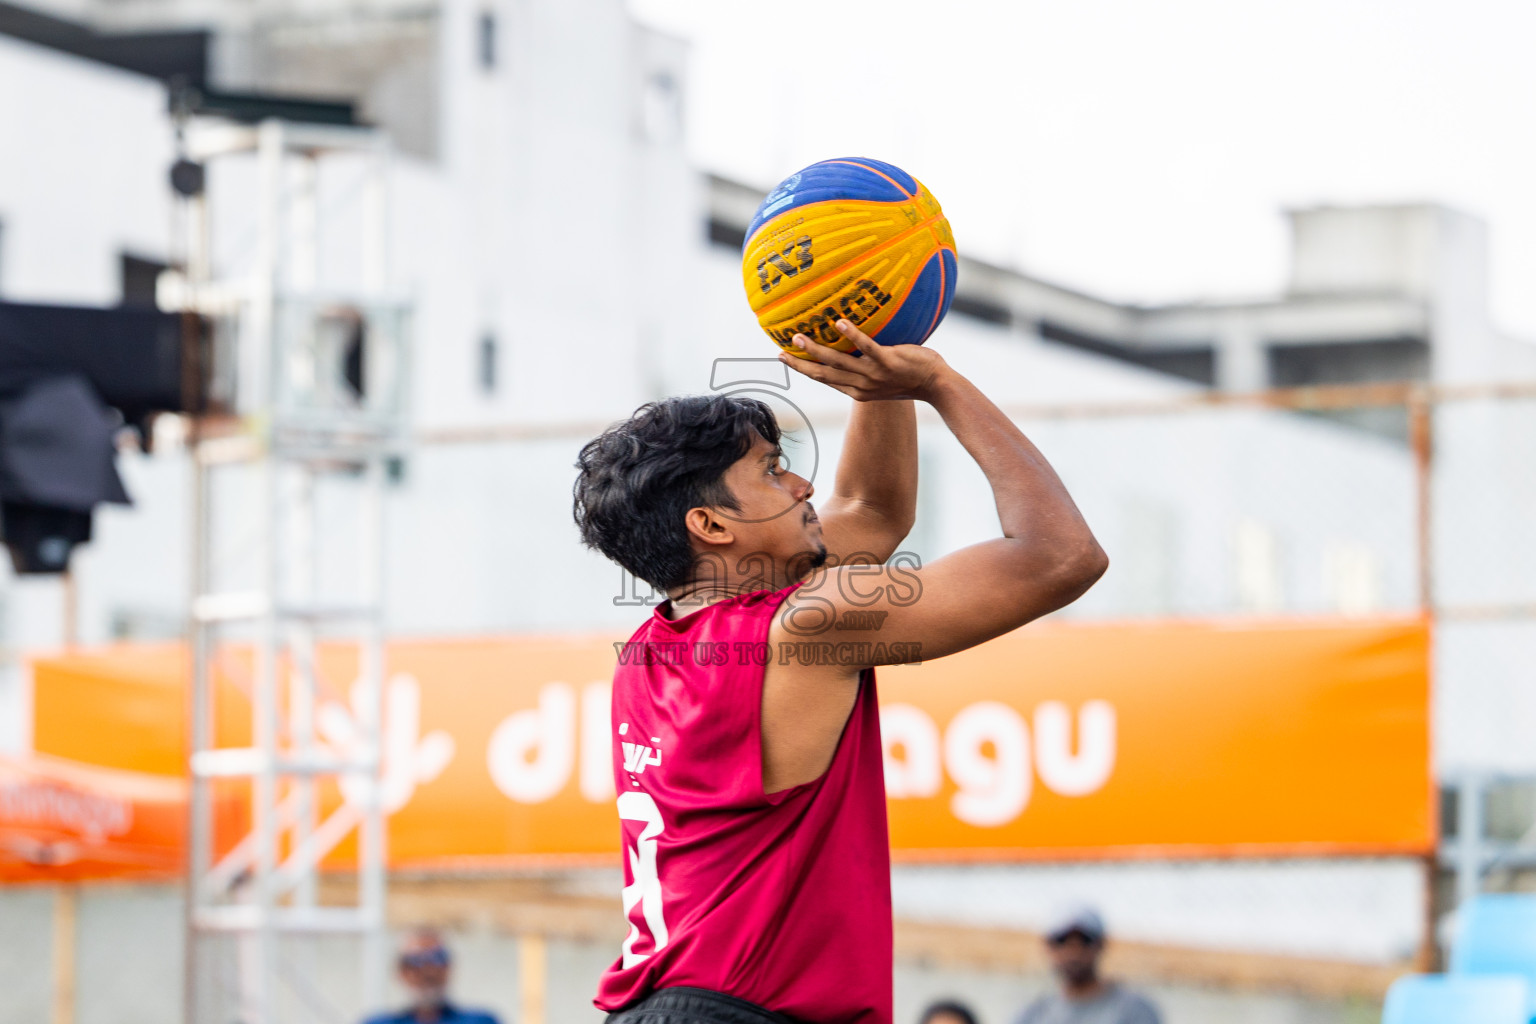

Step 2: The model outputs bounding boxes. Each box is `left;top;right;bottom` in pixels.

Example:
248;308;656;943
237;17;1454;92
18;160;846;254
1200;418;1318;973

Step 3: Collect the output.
788;364;1106;663
759;321;1107;791
780;334;1107;663
814;388;918;565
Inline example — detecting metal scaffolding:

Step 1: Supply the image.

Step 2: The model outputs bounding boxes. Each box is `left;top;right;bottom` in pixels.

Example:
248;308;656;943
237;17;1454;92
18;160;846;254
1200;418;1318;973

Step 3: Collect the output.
175;118;408;1024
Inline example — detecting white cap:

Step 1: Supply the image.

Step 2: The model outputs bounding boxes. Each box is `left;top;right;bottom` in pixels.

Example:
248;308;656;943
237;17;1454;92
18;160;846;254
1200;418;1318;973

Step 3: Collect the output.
1044;903;1106;943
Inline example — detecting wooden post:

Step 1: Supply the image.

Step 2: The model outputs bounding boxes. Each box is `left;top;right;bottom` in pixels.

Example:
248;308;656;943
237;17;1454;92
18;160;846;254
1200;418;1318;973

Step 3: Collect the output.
519;933;546;1024
1408;388;1434;616
1408;388;1441;971
52;885;77;1024
60;570;77;649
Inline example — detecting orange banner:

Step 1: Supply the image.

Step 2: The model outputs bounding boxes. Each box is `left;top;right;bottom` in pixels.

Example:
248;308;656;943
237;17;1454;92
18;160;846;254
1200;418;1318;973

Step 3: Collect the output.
28;618;1432;868
877;619;1433;859
0;754;185;882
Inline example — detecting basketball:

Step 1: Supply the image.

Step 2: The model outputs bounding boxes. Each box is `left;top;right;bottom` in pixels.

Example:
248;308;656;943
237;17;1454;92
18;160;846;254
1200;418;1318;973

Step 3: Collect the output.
742;157;958;358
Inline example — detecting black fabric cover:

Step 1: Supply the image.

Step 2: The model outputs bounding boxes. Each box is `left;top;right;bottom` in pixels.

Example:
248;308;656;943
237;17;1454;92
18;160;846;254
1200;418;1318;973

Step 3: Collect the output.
0;503;93;574
0;376;130;510
0;301;188;422
0;301;191;571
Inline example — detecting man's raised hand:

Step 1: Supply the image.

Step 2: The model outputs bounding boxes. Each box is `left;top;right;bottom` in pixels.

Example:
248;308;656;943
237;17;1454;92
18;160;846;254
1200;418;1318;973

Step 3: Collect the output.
779;319;947;402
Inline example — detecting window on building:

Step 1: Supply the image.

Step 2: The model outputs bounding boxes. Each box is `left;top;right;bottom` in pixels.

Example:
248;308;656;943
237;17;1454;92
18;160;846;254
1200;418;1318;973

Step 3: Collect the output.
1323;541;1381;615
1440;785;1459;839
1121;497;1179;615
478;10;497;70
1267;336;1430;387
1441;778;1536;843
1235;518;1285;612
706;218;746;250
949;294;1012;327
340;313;366;400
1038;319;1216;386
1268;336;1427;442
641;71;681;143
110;607;185;641
478;333;498;394
1486;779;1536;842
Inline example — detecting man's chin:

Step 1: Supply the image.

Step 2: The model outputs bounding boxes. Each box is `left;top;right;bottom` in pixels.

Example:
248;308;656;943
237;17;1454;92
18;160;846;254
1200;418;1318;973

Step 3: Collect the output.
787;542;828;579
807;542;828;570
411;987;448;1009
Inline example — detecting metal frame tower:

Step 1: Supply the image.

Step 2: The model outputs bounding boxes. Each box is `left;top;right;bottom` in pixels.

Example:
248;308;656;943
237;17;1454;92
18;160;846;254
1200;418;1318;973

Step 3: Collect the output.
175;118;408;1024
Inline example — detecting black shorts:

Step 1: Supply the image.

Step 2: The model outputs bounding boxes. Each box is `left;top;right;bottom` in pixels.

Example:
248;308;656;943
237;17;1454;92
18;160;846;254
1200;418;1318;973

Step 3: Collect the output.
604;987;801;1024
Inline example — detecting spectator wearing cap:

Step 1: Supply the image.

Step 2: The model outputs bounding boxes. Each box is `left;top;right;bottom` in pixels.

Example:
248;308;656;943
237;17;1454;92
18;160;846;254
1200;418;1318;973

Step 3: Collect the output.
920;999;980;1024
361;926;502;1024
1012;905;1161;1024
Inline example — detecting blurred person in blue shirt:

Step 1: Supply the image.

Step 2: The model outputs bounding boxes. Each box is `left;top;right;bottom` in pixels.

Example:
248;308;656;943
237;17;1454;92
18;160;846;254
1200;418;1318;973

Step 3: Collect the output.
362;926;501;1024
1013;906;1160;1024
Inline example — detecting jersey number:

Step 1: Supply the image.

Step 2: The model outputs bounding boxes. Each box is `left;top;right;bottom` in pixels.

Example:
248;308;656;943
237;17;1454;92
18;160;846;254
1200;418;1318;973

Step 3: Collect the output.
618;791;669;968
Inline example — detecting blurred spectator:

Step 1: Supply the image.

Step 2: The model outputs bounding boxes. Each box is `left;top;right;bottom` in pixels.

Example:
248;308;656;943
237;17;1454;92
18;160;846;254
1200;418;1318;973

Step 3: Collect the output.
1013;906;1160;1024
921;999;981;1024
362;926;501;1024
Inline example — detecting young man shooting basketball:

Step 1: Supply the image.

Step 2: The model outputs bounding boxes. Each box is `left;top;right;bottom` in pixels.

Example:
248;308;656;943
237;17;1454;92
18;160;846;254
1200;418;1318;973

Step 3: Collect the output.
575;319;1108;1024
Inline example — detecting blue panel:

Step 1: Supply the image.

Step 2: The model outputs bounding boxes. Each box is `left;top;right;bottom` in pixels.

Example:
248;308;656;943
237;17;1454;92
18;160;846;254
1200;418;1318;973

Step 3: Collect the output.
1452;895;1536;1018
832;157;918;194
937;248;958;323
746;157;916;245
1382;974;1528;1024
871;248;953;347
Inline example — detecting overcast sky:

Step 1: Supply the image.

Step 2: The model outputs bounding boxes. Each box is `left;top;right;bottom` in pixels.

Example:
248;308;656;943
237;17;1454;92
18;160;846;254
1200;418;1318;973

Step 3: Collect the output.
629;0;1536;340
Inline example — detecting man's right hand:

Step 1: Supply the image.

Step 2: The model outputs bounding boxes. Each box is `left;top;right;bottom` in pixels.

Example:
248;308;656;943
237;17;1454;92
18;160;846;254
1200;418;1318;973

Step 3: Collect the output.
780;320;949;403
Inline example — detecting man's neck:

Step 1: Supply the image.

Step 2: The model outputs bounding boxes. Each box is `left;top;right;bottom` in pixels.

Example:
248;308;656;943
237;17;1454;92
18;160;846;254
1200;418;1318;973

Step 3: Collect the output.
666;576;786;616
411;997;449;1023
663;588;730;616
1064;978;1108;1002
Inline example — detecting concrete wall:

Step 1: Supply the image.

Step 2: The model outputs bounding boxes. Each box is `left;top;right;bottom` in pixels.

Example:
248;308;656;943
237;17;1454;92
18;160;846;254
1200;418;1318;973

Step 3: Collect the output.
0;34;172;305
51;357;1417;637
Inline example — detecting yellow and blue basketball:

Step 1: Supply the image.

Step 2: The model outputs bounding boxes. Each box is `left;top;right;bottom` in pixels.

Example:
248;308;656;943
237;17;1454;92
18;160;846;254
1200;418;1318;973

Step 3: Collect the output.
742;157;957;358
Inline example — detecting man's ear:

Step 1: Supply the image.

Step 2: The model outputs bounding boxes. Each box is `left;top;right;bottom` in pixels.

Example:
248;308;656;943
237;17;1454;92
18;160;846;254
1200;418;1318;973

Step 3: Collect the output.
684;506;735;548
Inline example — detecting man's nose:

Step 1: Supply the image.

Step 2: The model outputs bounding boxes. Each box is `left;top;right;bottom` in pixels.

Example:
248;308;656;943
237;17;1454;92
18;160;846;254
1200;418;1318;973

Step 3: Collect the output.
793;476;814;502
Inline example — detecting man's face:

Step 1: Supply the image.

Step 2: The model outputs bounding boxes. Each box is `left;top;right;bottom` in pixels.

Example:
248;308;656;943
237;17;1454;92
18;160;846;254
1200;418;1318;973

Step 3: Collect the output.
1047;931;1103;988
709;435;826;581
398;941;450;1004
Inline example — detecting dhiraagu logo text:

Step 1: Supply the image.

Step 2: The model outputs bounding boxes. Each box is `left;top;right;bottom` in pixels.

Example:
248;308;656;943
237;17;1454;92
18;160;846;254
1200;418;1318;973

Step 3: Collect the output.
882;700;1116;827
483;682;1115;830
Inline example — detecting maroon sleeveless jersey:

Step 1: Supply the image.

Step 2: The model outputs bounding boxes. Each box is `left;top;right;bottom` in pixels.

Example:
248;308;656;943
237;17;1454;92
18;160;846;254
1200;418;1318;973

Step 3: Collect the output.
594;585;893;1023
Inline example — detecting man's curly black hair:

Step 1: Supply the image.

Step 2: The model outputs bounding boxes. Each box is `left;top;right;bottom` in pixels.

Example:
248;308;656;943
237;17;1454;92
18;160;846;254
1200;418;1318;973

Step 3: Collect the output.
573;394;781;592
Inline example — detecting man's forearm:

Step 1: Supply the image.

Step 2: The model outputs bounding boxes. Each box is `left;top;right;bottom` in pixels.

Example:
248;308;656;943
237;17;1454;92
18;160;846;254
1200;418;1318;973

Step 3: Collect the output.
827;399;918;533
925;369;1092;549
920;367;1107;610
779;324;1106;631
